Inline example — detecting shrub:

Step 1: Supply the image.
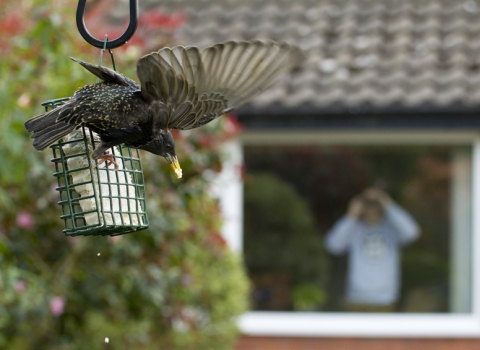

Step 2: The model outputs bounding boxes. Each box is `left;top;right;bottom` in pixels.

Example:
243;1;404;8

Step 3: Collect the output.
244;173;328;311
0;1;248;348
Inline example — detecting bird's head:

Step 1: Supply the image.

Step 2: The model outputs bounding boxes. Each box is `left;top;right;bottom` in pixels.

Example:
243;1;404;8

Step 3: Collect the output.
138;130;182;178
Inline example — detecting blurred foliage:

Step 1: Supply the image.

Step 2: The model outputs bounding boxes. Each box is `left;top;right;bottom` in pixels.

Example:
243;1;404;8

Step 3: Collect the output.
243;173;328;310
291;283;327;311
0;0;248;348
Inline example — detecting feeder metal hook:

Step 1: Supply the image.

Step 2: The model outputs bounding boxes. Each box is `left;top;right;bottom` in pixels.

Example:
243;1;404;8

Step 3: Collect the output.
76;0;139;49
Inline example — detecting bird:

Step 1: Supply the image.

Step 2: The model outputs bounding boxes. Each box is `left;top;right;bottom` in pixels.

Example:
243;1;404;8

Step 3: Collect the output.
25;40;304;178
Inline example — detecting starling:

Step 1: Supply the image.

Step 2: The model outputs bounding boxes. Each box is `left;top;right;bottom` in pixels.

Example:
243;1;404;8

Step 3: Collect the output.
25;40;303;178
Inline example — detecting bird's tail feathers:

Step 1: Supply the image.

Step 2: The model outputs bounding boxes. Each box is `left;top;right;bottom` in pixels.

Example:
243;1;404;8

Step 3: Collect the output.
25;105;76;151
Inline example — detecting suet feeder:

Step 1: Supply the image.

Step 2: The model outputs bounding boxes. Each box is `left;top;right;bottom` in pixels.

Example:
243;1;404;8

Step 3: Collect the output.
44;99;149;236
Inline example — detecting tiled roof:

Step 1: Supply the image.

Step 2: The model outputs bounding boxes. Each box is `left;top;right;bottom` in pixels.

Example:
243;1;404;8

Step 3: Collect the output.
113;0;480;113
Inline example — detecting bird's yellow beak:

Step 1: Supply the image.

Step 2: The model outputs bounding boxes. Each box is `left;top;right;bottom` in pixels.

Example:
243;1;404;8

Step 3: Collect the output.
167;155;182;179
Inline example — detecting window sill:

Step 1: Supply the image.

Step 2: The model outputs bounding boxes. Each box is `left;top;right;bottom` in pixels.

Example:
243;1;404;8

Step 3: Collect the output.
238;311;480;338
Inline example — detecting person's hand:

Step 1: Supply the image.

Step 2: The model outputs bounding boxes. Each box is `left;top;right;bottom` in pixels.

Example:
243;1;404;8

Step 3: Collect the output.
347;196;363;219
363;187;392;207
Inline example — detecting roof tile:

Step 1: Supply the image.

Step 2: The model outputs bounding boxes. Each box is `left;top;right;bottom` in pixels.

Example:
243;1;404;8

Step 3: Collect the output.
121;0;480;110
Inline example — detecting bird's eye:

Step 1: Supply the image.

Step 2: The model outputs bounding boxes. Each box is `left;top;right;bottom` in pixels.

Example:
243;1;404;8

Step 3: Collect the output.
165;140;174;152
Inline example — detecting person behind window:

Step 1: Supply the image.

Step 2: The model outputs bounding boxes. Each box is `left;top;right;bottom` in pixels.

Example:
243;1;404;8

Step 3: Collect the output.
324;188;420;312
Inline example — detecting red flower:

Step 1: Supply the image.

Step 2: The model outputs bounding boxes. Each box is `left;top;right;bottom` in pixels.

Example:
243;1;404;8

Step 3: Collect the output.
198;135;215;150
225;113;244;134
1;14;23;36
14;280;27;293
139;10;187;30
207;232;227;248
49;296;66;316
0;13;25;51
16;212;34;229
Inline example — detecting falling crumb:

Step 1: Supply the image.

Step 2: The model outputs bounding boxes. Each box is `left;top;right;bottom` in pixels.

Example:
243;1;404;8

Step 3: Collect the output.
97;253;101;256
105;337;109;343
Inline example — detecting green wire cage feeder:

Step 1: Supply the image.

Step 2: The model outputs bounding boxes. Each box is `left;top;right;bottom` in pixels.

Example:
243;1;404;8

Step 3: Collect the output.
44;99;149;236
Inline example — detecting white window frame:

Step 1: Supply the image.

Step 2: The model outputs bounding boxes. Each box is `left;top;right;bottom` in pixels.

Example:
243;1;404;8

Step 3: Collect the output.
216;129;480;338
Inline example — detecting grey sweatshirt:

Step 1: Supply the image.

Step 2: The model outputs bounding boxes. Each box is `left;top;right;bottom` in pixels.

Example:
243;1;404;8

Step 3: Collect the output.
325;203;420;305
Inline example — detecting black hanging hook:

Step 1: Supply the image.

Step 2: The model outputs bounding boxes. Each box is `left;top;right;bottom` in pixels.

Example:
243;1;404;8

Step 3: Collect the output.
76;0;139;49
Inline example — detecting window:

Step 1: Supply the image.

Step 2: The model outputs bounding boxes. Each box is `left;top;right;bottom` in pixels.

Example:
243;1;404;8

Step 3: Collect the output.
216;130;480;337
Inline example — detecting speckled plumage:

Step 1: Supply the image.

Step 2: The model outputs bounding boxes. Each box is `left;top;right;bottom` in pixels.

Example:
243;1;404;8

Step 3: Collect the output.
64;84;148;150
25;40;303;176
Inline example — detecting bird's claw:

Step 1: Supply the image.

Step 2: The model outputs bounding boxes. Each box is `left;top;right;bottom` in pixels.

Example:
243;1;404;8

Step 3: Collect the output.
96;153;119;170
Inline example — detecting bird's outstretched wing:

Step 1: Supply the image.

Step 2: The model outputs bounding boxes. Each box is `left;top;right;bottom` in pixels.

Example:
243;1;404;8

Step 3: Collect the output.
136;46;226;130
136;40;304;130
70;57;139;88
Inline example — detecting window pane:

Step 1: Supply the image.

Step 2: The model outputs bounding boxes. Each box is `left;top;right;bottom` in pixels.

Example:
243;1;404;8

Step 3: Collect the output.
243;144;472;313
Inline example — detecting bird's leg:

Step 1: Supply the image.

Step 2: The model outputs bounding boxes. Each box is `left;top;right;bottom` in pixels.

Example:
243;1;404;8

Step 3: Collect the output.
96;152;119;170
92;144;119;170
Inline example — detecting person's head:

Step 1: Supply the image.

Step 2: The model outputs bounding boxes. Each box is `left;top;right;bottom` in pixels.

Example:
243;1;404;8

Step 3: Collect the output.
360;194;383;225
